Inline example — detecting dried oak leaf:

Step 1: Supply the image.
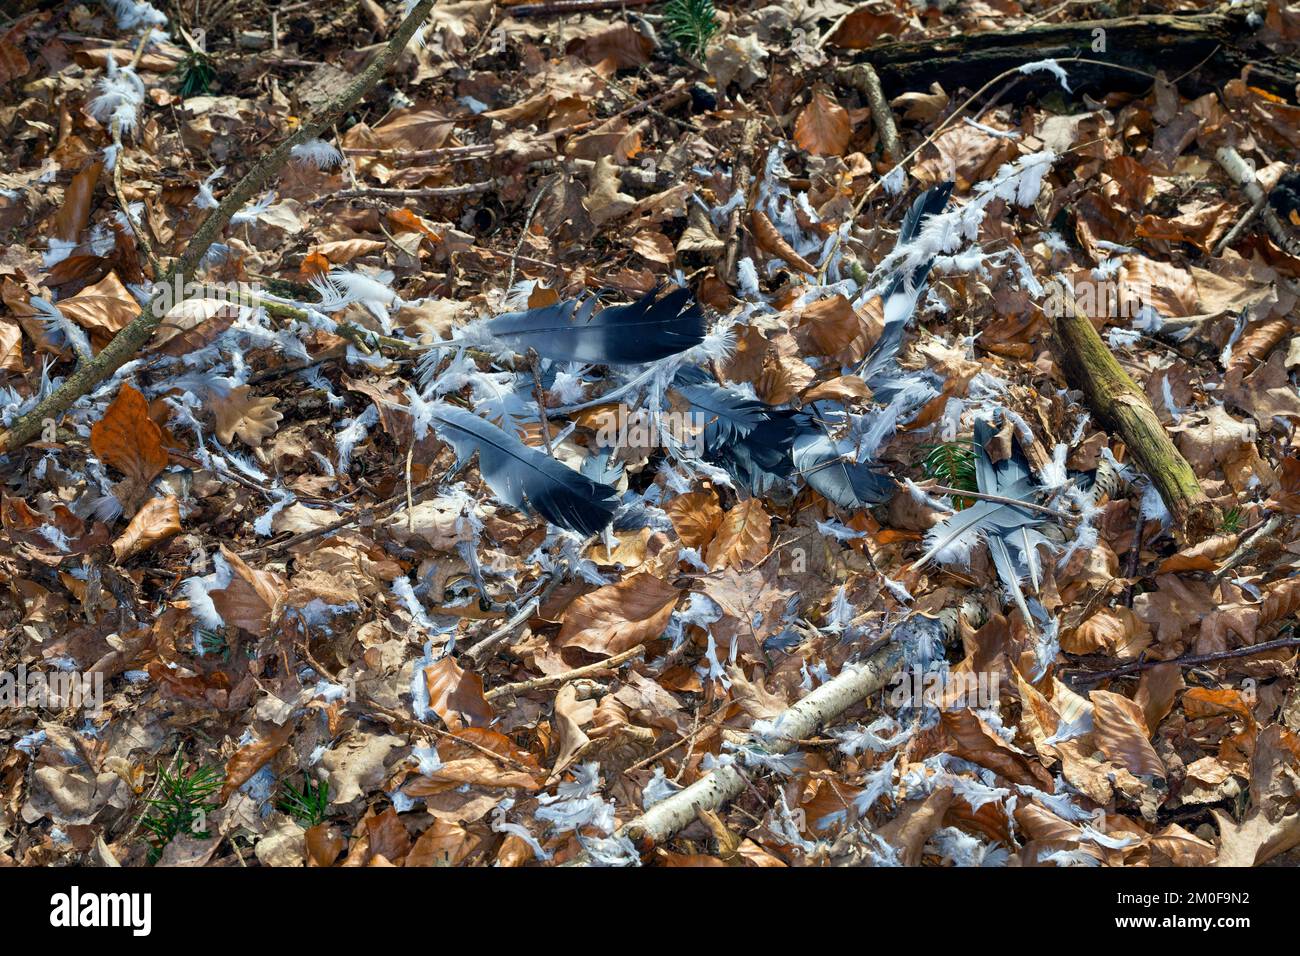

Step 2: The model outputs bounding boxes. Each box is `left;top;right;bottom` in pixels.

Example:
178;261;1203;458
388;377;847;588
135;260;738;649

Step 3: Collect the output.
90;383;168;488
111;494;182;562
321;732;405;804
212;384;283;447
705;498;772;570
583;156;636;228
558;572;680;656
794;90;853;157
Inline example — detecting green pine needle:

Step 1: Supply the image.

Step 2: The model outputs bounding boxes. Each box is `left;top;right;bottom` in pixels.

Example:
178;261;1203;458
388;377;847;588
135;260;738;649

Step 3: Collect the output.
920;440;977;509
140;758;222;863
277;775;331;828
1219;506;1243;534
662;0;720;61
176;49;216;98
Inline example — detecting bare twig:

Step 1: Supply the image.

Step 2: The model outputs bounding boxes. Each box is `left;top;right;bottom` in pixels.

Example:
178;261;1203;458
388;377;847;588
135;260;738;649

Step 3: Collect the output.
0;0;440;454
485;643;647;701
1067;635;1300;684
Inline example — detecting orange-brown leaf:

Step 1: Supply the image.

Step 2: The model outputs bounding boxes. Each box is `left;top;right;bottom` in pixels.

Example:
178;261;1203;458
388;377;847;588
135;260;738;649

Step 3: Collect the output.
111;495;182;562
557;572;680;656
751;209;816;275
664;490;723;550
794;90;852;157
705;498;772;570
421;656;494;731
1090;689;1166;780
220;719;296;803
90;383;168;487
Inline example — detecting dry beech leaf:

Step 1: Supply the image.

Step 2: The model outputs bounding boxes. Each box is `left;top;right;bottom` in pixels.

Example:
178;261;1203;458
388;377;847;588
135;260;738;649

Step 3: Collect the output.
664;490;723;550
705;498;772;570
310;238;387;265
1062;607;1150;656
941;709;1053;789
584;155;636;227
58;271;138;343
1090;689;1166;780
208;545;285;637
404;728;541;793
794;90;852;157
51;161;102;243
90;383;169;488
421;656;493;731
1157;532;1238;573
111;495;181;562
1197;577;1300;654
751;209;816;275
796;295;865;358
558;572;680;656
219;719;296;803
212;384;283;447
406;819;477;867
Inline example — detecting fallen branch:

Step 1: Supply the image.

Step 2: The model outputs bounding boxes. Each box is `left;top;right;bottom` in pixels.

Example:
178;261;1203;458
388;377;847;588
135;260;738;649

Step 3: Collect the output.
619;638;908;853
508;0;656;16
310;181;494;204
0;0;438;455
1066;634;1300;684
1048;297;1219;542
1213;145;1300;256
836;64;899;163
486;643;647;701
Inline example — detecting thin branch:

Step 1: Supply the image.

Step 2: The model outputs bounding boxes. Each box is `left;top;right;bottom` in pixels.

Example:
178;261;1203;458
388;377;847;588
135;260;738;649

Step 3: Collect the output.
0;0;439;454
1067;635;1300;684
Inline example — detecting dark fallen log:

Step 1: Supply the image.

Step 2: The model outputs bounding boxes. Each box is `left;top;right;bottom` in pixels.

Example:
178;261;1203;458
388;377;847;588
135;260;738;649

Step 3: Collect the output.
854;8;1300;102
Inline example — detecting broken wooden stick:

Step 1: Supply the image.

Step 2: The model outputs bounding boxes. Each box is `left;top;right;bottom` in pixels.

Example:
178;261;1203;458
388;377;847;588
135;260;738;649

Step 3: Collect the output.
1213;145;1300;257
0;0;438;455
1047;297;1220;542
619;637;908;852
836;64;899;163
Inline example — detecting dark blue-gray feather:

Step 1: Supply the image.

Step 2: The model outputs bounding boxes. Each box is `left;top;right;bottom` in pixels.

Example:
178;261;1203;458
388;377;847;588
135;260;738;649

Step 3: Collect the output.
430;406;619;535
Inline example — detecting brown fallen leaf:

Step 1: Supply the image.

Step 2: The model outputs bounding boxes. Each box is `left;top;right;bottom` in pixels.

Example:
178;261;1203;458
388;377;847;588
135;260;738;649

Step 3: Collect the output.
751;209;816;275
220;719;297;803
664;489;723;550
705;498;771;570
111;495;182;562
421;655;494;731
212;384;284;447
1090;689;1166;781
208;545;285;637
557;572;680;657
1197;576;1300;653
794;89;853;157
90;383;169;488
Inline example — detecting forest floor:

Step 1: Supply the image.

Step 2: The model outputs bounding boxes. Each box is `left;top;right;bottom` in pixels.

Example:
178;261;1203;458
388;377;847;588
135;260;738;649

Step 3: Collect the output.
1;0;1299;867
